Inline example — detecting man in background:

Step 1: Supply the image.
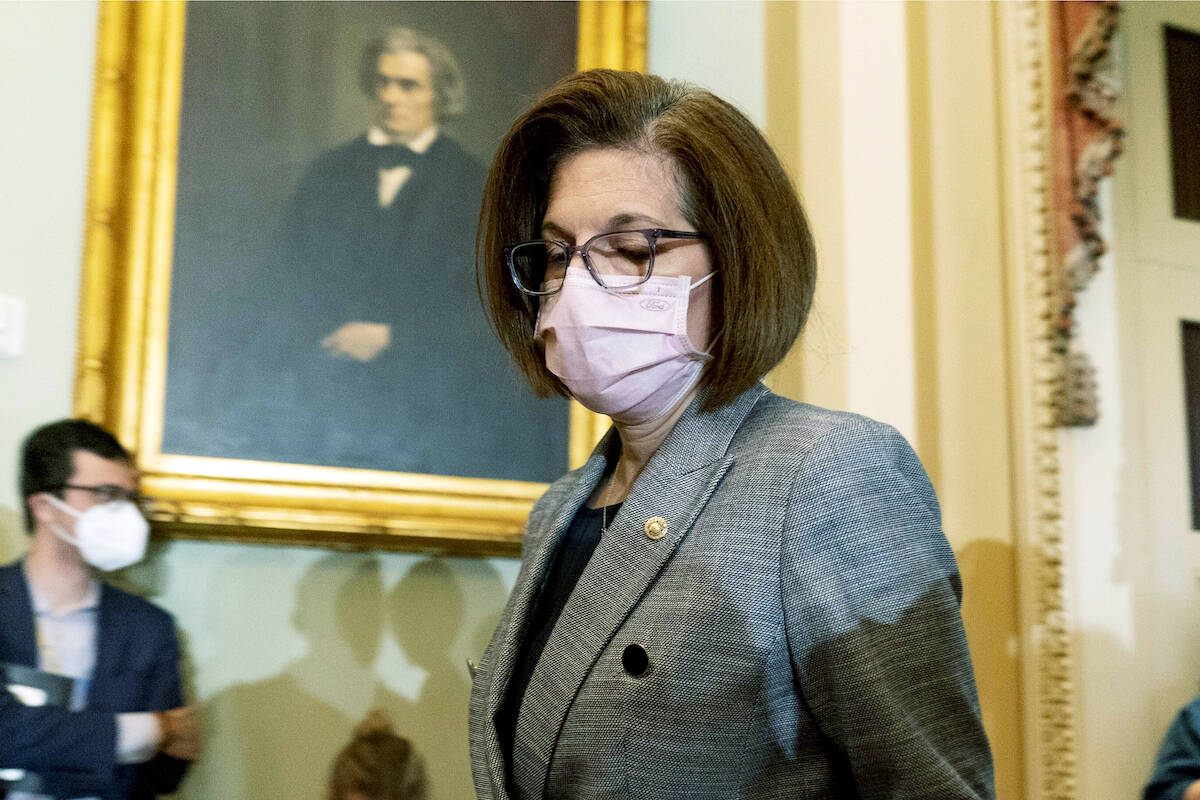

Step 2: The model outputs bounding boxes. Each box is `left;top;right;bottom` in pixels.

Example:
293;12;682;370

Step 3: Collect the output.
0;419;198;799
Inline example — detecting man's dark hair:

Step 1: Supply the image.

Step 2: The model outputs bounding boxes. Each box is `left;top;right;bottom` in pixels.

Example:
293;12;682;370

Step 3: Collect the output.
359;27;467;117
20;419;131;532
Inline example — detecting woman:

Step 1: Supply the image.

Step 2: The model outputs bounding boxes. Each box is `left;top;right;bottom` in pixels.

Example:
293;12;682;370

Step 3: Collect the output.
468;69;994;800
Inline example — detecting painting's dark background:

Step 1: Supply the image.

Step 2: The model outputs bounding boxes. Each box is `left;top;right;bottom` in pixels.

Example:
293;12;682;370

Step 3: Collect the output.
163;2;575;482
1166;25;1200;222
1184;321;1200;529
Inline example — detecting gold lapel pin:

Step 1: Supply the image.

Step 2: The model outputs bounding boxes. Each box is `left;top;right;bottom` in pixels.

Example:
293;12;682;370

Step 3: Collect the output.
644;517;668;540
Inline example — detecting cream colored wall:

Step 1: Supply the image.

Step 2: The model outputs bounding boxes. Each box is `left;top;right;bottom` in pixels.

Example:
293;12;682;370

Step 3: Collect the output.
908;8;1022;797
766;2;922;442
0;0;98;559
648;1;765;126
152;543;520;799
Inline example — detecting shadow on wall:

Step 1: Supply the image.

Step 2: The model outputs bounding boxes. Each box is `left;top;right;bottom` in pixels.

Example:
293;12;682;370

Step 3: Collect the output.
954;537;1021;796
178;552;507;800
956;536;1150;797
181;552;388;799
385;558;507;799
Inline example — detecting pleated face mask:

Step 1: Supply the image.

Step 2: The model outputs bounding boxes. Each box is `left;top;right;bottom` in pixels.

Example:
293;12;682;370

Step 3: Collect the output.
535;267;716;425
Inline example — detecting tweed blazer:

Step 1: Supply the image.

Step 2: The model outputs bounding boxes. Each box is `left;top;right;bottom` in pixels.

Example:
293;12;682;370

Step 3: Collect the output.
468;383;994;800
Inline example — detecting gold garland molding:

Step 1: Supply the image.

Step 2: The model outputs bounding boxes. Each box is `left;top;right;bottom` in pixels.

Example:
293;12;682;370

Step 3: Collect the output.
1000;2;1081;798
1054;0;1123;427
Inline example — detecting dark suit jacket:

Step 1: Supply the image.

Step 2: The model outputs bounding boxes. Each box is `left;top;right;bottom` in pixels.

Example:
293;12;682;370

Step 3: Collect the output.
470;384;995;799
279;133;486;321
0;560;188;799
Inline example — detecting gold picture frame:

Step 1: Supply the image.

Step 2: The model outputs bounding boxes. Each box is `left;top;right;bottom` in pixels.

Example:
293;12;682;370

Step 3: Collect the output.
74;0;646;557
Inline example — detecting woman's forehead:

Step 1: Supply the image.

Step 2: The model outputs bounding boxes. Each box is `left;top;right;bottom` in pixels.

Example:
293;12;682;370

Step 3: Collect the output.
543;148;684;231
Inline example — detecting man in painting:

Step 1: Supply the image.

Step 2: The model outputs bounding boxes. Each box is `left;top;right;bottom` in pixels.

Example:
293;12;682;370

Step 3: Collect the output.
240;25;560;478
280;26;485;367
0;419;198;799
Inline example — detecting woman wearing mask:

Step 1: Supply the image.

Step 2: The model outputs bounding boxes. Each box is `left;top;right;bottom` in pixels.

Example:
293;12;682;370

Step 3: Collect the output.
468;70;994;800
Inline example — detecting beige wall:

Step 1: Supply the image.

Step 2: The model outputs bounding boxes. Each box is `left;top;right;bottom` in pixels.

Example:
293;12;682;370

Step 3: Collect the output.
0;0;97;553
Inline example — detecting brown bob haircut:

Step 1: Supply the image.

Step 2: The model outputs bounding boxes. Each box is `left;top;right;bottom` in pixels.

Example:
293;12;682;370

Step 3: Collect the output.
477;69;816;412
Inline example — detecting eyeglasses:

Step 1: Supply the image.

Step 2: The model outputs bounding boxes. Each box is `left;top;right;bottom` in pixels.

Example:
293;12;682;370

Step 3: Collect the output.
54;484;152;511
505;228;707;296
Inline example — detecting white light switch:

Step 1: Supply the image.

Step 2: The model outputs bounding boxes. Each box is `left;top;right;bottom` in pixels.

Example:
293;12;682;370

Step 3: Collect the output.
0;295;27;358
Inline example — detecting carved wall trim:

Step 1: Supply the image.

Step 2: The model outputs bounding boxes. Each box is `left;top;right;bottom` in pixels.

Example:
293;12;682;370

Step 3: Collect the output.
998;2;1081;798
1047;0;1123;426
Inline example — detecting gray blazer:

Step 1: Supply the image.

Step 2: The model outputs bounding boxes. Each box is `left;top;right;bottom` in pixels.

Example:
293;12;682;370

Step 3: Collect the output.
469;383;994;800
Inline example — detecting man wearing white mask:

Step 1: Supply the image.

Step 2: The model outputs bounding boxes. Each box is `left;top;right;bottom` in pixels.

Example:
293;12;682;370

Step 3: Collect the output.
0;419;198;799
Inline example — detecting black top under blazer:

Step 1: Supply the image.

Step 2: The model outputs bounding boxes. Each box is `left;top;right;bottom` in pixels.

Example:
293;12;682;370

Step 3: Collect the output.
469;383;995;800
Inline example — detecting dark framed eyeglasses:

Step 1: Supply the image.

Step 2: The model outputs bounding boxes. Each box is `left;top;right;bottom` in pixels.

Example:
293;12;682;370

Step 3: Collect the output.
505;228;707;296
53;484;152;511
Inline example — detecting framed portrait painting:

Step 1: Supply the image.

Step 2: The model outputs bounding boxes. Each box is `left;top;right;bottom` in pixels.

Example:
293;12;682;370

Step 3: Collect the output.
75;1;646;555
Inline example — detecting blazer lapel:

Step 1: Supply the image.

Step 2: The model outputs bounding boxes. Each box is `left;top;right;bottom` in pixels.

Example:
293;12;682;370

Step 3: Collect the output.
510;384;770;797
480;437;615;796
0;562;38;667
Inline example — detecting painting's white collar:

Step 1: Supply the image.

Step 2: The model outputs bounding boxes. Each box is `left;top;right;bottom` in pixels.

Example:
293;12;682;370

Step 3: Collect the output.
366;124;438;154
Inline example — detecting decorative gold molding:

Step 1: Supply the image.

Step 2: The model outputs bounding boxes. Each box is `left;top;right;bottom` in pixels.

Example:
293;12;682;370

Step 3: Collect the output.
578;1;648;74
998;2;1080;797
1052;1;1122;427
74;1;646;556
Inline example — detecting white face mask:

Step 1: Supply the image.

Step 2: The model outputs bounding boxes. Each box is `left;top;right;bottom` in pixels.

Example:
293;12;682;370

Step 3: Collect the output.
44;494;149;572
535;267;716;425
